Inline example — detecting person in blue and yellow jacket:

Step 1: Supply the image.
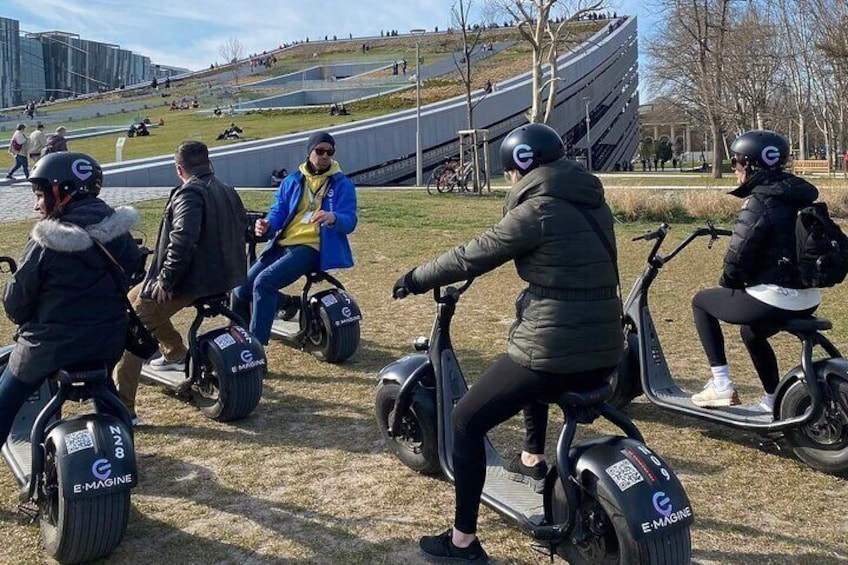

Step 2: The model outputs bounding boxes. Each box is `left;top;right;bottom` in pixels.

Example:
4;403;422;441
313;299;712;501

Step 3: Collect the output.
233;131;357;344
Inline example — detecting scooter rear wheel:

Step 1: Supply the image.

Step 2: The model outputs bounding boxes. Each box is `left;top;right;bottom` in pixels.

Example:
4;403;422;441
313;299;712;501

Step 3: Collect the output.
554;475;691;564
780;376;848;476
308;312;360;364
375;383;440;475
40;440;130;564
193;347;263;422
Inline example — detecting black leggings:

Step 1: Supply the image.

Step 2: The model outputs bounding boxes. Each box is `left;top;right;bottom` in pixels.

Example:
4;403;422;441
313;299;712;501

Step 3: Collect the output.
692;287;817;393
451;354;613;534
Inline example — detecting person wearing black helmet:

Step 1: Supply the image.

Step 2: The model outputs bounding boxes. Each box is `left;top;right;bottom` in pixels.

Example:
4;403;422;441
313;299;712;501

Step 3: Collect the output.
393;123;622;563
0;152;143;451
690;130;820;410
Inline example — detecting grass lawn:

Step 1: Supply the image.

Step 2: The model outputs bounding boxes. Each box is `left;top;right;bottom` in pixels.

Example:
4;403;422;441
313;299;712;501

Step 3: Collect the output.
0;190;846;564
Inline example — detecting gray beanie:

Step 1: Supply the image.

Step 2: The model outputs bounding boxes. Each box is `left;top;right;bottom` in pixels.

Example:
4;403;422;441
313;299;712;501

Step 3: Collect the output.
306;131;335;155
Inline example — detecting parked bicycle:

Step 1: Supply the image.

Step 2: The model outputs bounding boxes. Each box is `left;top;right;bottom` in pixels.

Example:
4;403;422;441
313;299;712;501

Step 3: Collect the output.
426;158;487;195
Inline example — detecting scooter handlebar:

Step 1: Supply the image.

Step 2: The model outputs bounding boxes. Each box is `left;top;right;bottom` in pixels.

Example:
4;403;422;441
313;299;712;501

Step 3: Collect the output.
0;256;17;274
632;223;670;242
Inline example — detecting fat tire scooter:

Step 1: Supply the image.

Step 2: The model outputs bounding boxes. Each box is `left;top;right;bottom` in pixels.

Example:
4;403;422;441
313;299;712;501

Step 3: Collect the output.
138;294;266;422
133;244;266;422
375;281;693;563
611;222;848;475
0;256;137;564
239;211;361;364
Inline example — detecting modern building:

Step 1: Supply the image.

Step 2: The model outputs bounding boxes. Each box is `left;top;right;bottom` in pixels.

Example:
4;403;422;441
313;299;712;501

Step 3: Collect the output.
105;16;640;187
0;16;171;108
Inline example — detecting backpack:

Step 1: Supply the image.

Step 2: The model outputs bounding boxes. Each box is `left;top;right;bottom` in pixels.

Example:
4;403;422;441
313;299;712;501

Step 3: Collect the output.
794;202;848;288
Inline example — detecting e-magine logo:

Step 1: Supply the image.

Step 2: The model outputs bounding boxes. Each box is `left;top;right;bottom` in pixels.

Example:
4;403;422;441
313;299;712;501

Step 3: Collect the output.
513;144;534;170
761;145;781;167
72;159;93;181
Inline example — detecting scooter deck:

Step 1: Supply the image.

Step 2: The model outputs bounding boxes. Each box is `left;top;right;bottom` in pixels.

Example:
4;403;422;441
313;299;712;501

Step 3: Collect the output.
654;386;775;424
140;363;189;390
270;319;299;337
480;444;546;526
1;381;53;486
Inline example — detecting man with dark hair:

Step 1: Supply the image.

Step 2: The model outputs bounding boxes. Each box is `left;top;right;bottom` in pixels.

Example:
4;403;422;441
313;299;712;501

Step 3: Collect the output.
113;140;247;423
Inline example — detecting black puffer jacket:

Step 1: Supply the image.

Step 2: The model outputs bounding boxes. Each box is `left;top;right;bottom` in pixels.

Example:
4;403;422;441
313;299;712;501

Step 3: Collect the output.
721;170;819;289
141;167;247;299
4;199;143;384
411;159;622;374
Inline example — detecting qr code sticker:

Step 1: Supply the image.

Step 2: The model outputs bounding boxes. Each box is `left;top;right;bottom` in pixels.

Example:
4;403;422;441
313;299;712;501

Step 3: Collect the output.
321;294;338;307
605;459;644;491
64;430;94;455
214;333;237;349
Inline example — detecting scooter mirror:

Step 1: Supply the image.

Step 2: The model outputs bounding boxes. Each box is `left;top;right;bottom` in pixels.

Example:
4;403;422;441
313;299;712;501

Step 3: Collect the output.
0;256;17;274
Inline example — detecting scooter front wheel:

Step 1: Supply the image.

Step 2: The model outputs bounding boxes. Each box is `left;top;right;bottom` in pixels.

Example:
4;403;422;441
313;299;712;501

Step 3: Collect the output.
40;440;131;564
780;376;848;475
374;383;440;475
553;475;691;564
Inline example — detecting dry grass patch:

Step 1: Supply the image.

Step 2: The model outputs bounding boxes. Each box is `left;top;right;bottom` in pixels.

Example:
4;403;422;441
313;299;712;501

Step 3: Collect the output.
0;190;846;564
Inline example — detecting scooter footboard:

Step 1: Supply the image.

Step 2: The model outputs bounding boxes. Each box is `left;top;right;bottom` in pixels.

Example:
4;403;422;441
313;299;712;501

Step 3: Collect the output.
569;436;693;541
45;415;137;499
199;326;267;375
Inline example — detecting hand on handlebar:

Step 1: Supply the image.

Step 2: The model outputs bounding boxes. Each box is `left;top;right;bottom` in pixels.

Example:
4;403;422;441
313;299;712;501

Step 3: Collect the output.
393;270;421;300
255;218;270;237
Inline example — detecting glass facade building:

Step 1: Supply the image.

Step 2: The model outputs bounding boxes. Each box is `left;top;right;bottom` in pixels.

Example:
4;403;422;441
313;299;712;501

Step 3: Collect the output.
0;16;156;107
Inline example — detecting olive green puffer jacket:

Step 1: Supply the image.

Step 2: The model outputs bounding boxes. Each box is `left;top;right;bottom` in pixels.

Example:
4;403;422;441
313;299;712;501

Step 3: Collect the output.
410;158;622;373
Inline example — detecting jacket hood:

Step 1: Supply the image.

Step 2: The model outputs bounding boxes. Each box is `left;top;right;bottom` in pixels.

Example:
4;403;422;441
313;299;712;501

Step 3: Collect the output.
504;158;604;212
728;170;819;203
31;202;138;252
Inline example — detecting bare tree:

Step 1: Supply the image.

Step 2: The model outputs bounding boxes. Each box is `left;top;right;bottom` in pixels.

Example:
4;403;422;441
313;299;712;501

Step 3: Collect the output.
219;37;245;86
451;0;487;193
451;0;486;130
648;0;737;178
487;0;604;124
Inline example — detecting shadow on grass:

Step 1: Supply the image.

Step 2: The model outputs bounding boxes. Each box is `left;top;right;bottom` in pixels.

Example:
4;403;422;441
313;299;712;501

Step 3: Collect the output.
123;454;425;564
620;401;803;466
694;516;848;564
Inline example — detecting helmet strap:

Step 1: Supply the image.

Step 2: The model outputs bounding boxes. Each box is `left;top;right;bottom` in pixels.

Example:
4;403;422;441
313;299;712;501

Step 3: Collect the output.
50;181;73;218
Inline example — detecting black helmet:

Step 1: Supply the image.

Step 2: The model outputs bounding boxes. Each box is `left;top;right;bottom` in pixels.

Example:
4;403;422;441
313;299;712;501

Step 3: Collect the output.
729;130;789;171
500;123;565;173
29;152;103;209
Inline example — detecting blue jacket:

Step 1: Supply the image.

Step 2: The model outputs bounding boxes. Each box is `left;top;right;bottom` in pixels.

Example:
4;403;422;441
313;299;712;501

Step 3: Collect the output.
263;169;357;270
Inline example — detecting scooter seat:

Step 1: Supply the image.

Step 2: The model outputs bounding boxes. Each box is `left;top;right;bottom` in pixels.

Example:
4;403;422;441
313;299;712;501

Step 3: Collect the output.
776;317;832;333
539;383;613;408
53;364;109;385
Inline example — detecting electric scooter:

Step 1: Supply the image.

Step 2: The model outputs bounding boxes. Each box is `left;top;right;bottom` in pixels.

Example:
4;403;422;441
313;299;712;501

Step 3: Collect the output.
611;221;848;475
240;210;361;364
138;293;266;422
375;280;693;563
0;256;137;564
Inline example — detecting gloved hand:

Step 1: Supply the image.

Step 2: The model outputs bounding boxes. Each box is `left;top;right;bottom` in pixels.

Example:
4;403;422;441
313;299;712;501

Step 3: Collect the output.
393;269;421;299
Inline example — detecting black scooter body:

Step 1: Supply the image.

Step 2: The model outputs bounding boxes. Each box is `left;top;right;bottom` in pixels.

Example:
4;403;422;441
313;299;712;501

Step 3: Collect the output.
139;296;266;422
243;210;361;363
615;223;848;475
0;346;137;501
377;284;693;557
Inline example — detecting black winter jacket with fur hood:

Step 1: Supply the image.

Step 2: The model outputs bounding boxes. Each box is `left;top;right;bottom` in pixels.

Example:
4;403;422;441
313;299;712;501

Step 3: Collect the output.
3;198;143;384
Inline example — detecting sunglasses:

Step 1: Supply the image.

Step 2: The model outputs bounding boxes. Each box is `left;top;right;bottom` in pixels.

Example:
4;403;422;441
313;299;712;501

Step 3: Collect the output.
313;148;335;156
731;156;741;168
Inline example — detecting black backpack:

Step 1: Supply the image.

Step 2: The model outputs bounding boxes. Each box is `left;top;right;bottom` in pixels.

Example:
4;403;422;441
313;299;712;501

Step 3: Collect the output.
794;202;848;288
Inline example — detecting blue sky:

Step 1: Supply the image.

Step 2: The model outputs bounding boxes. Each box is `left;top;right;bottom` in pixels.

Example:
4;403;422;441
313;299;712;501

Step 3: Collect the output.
2;0;656;73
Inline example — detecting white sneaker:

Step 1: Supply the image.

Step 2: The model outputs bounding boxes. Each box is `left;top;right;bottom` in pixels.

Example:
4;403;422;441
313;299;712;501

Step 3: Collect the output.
691;381;740;408
149;355;186;372
131;416;145;427
757;394;775;414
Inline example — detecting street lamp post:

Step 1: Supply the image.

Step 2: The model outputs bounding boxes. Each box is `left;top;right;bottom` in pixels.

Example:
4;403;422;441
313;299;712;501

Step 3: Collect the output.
411;29;426;186
583;96;592;171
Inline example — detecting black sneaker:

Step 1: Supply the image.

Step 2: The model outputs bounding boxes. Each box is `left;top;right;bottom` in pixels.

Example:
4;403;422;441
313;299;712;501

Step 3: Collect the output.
275;294;300;321
419;529;489;563
503;454;548;493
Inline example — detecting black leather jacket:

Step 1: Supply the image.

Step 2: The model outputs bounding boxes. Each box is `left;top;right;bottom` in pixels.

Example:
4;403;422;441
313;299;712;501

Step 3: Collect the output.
721;170;818;289
141;167;247;299
4;199;143;384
